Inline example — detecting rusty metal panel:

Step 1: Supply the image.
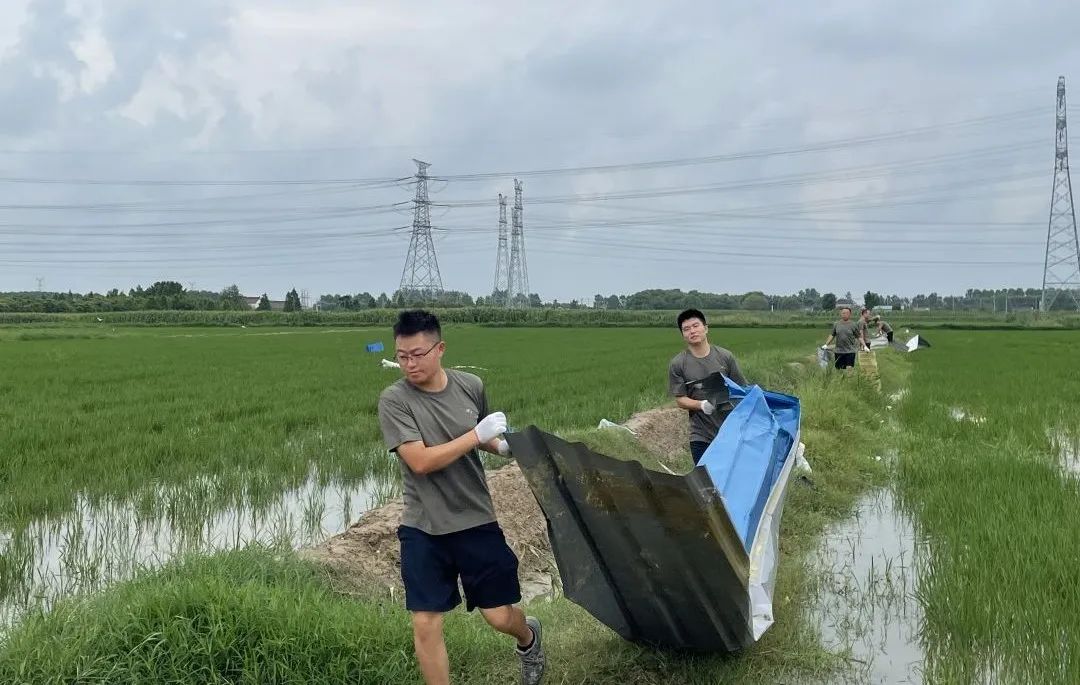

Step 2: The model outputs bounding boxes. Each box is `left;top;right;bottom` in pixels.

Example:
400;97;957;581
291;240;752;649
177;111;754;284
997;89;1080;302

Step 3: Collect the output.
506;427;755;652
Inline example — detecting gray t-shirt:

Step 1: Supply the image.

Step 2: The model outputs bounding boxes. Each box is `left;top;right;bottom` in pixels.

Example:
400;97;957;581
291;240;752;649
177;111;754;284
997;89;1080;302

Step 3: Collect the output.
832;320;862;353
668;345;747;445
377;369;497;535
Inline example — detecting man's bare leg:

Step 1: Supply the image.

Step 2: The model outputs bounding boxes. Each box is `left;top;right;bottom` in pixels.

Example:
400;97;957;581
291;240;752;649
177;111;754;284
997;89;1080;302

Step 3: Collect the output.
411;611;449;685
479;604;533;646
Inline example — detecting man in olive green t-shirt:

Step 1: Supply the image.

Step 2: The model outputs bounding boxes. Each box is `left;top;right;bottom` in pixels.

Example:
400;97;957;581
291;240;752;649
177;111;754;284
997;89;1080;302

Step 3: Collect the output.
376;310;546;685
858;308;873;349
873;315;894;343
668;308;748;465
823;306;866;370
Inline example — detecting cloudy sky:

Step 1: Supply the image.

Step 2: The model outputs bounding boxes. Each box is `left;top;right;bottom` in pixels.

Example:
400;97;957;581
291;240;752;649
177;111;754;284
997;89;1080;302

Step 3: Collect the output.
1;0;1078;302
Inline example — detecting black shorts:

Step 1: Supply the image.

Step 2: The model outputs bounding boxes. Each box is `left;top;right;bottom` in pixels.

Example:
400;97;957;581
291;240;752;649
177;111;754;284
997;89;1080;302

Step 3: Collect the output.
398;522;521;613
886;331;894;343
834;352;857;369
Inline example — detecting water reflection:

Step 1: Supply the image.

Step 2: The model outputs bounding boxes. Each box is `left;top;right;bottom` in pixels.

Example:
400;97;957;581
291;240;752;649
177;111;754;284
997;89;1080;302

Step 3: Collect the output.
0;468;397;627
1050;428;1080;477
812;489;926;684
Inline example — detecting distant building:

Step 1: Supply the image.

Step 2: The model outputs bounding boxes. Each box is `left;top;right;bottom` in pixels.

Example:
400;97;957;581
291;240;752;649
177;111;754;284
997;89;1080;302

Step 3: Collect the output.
244;296;287;311
835;299;857;310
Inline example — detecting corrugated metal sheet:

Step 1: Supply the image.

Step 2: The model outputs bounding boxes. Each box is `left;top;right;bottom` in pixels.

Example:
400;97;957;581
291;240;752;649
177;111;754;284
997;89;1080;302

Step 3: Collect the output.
506;427;756;653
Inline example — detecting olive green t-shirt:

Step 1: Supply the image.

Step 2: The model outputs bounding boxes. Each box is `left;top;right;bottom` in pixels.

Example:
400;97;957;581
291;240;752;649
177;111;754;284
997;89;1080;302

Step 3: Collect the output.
668;345;747;445
377;369;496;535
832;320;863;353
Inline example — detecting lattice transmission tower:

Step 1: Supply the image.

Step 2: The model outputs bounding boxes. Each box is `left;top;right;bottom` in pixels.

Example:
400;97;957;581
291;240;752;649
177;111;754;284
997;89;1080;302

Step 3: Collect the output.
399;159;443;298
507;179;530;307
492;193;510;305
1042;77;1080;311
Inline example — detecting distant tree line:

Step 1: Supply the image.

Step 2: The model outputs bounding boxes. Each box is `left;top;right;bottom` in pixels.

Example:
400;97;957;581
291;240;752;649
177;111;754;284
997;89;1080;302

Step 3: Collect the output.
1;283;1074;313
0;282;251;313
592;287;1066;312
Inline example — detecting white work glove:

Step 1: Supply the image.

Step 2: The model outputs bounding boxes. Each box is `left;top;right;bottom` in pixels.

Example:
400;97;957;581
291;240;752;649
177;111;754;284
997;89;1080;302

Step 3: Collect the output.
474;411;507;444
495;438;511;457
700;399;716;415
820;344;828;350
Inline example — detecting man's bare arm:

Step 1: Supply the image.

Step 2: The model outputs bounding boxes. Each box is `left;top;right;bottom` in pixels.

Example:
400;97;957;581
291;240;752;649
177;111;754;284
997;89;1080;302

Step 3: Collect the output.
397;411;507;473
676;396;706;411
396;432;482;475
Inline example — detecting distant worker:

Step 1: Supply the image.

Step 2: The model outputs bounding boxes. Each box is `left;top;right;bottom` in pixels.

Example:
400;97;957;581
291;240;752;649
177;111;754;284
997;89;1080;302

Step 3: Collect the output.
872;315;894;344
822;306;865;370
377;310;546;685
858;308;873;352
668;308;748;465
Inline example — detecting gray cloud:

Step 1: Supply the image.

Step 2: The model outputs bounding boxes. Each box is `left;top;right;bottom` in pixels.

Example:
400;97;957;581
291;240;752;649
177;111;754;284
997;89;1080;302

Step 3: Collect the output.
0;0;79;133
0;0;1076;302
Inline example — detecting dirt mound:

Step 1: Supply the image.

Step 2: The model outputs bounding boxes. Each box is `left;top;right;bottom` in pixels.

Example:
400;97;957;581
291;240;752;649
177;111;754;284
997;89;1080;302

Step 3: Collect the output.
303;465;557;603
624;406;688;458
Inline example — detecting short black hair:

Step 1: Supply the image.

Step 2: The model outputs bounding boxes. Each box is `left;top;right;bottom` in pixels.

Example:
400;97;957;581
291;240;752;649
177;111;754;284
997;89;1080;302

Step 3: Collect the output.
393;309;442;339
841;306;851;312
677;308;706;329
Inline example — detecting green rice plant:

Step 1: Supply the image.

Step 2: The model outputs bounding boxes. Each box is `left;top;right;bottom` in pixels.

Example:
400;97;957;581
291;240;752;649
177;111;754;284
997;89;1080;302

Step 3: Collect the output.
895;330;1080;682
0;326;820;529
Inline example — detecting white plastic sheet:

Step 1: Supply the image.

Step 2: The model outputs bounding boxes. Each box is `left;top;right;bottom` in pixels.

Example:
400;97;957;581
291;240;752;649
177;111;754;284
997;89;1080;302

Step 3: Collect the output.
597;418;636;435
747;439;807;639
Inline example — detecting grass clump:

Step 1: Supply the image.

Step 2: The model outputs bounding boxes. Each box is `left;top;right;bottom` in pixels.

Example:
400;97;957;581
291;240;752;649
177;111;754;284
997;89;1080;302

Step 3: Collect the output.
0;547;509;684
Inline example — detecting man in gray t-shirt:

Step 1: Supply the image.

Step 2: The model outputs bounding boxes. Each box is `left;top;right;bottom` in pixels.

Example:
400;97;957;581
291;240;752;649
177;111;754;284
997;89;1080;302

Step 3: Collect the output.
858;308;872;348
668;308;748;465
873;315;894;343
376;310;546;685
823;306;866;370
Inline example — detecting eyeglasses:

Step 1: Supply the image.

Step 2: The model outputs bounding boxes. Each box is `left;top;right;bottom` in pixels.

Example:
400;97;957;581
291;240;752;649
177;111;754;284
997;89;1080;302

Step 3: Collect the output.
395;340;440;365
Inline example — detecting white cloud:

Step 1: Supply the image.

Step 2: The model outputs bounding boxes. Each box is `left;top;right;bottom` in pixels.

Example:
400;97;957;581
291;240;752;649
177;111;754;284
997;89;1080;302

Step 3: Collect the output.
0;0;1076;300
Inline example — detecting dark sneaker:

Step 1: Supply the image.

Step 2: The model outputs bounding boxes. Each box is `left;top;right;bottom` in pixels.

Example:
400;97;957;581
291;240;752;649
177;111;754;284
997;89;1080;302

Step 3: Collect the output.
517;615;546;684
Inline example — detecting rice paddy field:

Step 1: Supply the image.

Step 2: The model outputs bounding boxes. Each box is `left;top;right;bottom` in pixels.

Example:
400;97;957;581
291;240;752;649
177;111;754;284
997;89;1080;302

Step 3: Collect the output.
893;330;1080;683
0;324;1077;683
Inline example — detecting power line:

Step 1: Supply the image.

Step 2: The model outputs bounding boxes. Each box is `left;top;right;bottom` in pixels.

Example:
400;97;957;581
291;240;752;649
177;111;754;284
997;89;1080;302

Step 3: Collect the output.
432;157;1047;210
0;109;1043;189
430;109;1046;182
0;84;1049;157
0;182;407;212
525;242;1043;267
0;174;407;188
0;100;1061;294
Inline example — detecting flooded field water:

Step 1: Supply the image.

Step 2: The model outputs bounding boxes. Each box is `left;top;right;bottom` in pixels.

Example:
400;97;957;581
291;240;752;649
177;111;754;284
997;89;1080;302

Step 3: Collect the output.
0;470;395;626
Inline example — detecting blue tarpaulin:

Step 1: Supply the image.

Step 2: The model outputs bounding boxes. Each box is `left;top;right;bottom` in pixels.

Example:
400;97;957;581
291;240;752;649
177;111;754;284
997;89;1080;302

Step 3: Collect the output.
365;342;384;353
700;377;799;550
